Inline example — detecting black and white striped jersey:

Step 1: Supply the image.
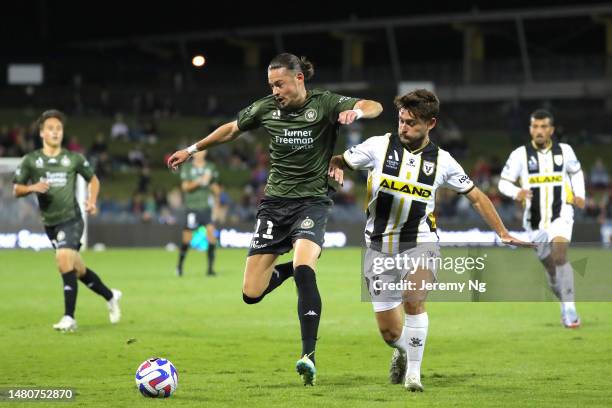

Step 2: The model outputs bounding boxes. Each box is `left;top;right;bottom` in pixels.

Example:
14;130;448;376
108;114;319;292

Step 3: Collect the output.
343;133;474;253
499;141;585;231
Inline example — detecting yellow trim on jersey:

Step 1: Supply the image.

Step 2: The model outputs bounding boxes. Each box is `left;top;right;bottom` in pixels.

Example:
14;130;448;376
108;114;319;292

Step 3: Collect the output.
527;174;563;184
407;140;431;155
428;212;437;229
565;181;574;204
379;177;433;199
388;197;406;252
365;173;373;212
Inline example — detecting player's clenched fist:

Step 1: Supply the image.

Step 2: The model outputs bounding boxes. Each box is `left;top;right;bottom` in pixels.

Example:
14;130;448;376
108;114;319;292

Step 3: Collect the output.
337;109;364;125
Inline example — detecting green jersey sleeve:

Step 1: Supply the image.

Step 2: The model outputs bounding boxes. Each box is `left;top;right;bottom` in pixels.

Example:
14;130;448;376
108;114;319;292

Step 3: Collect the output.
13;155;32;185
75;154;95;181
236;98;266;131
320;91;361;122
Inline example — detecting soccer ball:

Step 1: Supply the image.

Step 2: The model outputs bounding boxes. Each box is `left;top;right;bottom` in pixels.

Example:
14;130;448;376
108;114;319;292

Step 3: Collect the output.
135;357;178;398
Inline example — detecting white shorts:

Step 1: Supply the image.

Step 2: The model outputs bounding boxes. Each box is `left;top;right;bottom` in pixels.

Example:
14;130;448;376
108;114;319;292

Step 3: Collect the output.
363;243;440;313
529;217;573;260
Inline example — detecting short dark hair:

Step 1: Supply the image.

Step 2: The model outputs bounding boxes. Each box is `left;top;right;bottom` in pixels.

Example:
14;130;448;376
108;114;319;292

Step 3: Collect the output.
530;109;554;125
38;109;66;130
268;53;315;81
394;89;439;122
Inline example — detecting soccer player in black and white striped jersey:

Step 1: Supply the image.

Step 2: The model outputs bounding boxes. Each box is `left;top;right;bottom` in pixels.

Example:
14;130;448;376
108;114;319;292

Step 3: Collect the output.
328;89;531;392
498;109;586;328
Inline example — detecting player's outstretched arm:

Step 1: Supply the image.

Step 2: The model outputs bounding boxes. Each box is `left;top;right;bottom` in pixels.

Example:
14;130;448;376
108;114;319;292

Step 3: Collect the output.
338;99;383;125
167;121;241;170
13;181;50;197
465;186;535;248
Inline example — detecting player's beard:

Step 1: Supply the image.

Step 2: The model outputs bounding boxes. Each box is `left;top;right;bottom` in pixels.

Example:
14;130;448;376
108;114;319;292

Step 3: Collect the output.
533;135;550;149
399;131;427;151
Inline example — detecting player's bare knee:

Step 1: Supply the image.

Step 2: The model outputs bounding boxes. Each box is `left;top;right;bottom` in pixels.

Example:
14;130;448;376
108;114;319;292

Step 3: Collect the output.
405;301;425;315
55;253;74;273
75;265;86;277
551;251;567;266
242;288;264;304
206;228;216;244
380;326;403;343
242;282;265;300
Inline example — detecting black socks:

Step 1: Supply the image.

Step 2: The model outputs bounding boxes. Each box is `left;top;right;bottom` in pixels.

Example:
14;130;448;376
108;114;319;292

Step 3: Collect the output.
177;243;189;271
207;244;216;274
241;262;320;365
79;268;113;301
61;271;78;317
294;265;321;366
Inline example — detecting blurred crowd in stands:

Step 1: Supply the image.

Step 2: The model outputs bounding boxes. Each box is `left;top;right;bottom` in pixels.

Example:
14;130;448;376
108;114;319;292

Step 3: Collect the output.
1;115;611;245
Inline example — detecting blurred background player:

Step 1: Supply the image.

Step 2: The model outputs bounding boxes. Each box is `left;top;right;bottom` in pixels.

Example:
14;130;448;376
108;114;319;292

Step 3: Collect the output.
498;109;585;328
168;53;383;385
329;89;531;392
176;150;220;277
13;110;121;332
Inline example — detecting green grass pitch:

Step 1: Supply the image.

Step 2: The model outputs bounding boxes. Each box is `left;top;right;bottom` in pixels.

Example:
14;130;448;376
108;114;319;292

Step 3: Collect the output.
1;247;611;407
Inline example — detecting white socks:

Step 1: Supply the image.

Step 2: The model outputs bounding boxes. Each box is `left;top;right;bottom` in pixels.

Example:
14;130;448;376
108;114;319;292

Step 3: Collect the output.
556;262;576;312
405;312;428;379
390;326;409;352
545;270;562;300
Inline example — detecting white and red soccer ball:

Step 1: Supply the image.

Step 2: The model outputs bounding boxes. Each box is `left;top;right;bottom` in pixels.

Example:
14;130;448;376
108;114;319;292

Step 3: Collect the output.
135;357;178;398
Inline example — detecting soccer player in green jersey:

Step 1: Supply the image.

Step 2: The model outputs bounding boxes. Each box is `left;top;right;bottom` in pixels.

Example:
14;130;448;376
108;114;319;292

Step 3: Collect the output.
168;53;383;385
176;150;220;277
13;110;121;332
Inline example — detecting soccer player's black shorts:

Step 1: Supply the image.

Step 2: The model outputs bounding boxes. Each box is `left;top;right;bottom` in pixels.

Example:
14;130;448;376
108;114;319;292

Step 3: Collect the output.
247;196;333;256
44;217;84;251
183;208;213;230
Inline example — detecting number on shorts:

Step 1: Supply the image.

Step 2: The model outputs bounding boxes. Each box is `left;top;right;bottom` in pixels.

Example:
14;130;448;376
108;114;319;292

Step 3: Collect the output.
253;219;274;240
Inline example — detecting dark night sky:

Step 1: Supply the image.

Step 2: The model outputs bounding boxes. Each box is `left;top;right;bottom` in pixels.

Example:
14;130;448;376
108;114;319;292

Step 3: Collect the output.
2;0;608;45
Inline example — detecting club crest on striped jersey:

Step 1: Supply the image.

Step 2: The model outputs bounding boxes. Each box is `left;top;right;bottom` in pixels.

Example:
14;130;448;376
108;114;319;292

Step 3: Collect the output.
528;155;538;171
422;160;435;176
553;154;563;166
385;149;400;170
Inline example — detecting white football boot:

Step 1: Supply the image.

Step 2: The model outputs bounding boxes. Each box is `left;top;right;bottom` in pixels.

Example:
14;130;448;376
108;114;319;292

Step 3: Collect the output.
107;289;122;324
405;374;424;392
296;354;316;386
561;306;581;329
52;315;77;332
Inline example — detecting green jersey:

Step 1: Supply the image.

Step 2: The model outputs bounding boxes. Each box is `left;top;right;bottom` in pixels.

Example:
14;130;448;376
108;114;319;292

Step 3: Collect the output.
13;149;95;226
237;88;360;198
180;161;219;210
